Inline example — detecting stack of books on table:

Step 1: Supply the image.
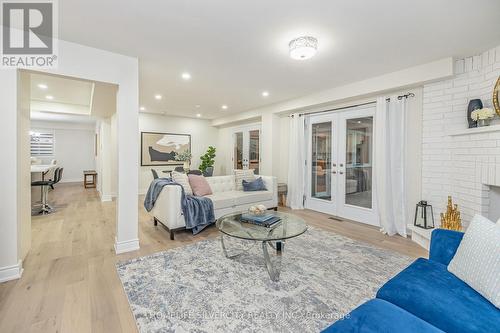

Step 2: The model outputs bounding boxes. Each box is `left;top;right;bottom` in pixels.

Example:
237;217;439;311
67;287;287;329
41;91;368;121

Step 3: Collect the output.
241;213;281;228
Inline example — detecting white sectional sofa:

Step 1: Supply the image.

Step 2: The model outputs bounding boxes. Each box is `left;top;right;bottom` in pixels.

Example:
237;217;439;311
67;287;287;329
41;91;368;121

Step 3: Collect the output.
150;175;278;239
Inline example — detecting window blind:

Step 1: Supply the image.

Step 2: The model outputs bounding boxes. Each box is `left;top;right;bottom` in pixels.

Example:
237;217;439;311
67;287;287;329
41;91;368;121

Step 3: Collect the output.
30;132;54;156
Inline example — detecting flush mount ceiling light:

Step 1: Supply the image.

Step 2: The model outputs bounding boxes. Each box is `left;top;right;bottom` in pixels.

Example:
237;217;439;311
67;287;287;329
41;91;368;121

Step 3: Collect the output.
38;83;48;89
154;94;162;100
181;72;191;80
289;36;318;60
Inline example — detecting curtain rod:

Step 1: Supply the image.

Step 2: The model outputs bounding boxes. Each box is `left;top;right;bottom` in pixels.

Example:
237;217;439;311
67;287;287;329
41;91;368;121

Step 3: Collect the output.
290;92;415;118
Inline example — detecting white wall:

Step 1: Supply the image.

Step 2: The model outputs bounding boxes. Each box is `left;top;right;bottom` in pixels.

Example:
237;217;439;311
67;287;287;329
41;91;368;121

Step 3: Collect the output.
31;121;96;183
18;72;31;264
139;113;219;193
421;45;500;227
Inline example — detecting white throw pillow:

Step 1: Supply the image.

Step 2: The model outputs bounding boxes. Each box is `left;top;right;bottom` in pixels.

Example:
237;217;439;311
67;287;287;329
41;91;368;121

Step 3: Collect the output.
448;214;500;308
171;171;192;195
234;169;255;191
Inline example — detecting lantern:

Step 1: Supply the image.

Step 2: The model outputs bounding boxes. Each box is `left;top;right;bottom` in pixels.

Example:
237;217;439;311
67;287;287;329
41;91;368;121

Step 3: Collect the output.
414;200;434;229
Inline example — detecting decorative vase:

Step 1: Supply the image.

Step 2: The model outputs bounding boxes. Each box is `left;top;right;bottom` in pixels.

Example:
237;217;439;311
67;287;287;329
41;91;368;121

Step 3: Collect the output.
467;99;482;128
477;118;491;127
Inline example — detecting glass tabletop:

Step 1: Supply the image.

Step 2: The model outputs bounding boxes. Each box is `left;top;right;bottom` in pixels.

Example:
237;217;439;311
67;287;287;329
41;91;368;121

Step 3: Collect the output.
216;211;308;241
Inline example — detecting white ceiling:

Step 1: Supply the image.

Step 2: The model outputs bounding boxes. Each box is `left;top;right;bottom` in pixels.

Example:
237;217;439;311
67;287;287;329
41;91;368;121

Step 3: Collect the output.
30;73;117;124
31;73;93;114
58;0;500;119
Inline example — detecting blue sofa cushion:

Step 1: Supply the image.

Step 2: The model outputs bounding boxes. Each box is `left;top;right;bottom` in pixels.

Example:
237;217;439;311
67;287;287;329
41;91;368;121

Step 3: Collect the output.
242;177;267;191
429;229;464;265
377;258;500;333
321;299;443;333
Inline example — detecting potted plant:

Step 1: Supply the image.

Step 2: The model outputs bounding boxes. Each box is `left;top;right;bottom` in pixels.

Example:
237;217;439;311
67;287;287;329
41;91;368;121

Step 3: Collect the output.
174;150;192;172
471;107;495;127
199;146;216;176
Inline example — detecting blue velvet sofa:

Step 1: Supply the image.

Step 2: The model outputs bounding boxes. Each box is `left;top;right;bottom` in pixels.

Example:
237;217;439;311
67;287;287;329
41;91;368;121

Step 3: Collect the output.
323;229;500;332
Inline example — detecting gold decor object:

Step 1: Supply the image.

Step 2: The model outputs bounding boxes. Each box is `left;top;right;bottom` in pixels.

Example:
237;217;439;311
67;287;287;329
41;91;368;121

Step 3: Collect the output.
440;196;462;231
494;75;500;116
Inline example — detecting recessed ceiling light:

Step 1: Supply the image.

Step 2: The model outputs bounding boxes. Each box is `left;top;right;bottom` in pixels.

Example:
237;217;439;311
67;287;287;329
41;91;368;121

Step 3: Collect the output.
289;36;318;60
181;72;191;80
45;95;54;100
140;106;146;111
196;113;202;118
221;105;228;110
155;94;162;100
38;83;48;89
262;91;269;97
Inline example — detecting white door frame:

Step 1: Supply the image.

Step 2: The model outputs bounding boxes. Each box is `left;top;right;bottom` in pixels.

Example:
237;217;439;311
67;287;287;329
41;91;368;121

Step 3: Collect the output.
305;105;379;226
305;113;338;215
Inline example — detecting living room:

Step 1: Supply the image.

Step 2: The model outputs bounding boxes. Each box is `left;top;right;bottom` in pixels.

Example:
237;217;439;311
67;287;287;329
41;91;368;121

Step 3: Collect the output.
0;1;499;332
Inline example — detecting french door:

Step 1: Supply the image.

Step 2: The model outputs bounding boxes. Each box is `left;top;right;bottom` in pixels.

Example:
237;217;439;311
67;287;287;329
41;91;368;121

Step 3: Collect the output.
232;125;261;174
306;105;378;226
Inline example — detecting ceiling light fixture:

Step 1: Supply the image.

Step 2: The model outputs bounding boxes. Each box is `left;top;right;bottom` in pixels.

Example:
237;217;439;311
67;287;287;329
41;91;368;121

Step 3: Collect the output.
181;72;191;80
45;95;54;100
155;94;162;100
289;36;318;60
38;83;48;89
262;91;269;97
140;106;146;111
221;105;228;110
196;113;202;118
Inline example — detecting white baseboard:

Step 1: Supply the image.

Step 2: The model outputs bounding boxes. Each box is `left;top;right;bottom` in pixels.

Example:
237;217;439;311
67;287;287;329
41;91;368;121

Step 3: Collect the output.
60;178;83;183
0;260;23;283
100;194;113;202
114;237;140;254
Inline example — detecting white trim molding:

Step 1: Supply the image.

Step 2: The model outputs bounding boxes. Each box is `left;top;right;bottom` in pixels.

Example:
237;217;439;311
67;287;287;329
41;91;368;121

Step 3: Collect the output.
114;237;140;254
0;260;23;283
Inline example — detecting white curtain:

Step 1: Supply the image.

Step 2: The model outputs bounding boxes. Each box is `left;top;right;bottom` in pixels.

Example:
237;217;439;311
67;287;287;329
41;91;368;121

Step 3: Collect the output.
375;96;407;237
286;113;306;209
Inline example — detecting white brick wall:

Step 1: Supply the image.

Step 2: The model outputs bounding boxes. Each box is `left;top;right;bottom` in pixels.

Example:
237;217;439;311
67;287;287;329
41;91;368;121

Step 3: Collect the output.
422;45;500;227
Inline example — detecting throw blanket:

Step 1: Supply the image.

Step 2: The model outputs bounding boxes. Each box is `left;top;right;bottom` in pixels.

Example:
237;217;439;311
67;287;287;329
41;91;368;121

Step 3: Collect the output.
144;178;215;235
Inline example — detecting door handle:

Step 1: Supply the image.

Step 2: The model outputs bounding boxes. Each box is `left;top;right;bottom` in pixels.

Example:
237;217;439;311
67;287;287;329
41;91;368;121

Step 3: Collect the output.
340;163;344;167
339;171;344;175
332;163;337;167
332;171;337;174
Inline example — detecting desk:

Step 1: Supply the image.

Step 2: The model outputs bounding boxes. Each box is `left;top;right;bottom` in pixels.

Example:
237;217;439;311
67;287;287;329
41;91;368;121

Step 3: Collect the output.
31;164;56;180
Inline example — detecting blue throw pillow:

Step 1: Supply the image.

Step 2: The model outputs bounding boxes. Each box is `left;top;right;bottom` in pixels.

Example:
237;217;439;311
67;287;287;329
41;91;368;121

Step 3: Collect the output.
242;177;267;191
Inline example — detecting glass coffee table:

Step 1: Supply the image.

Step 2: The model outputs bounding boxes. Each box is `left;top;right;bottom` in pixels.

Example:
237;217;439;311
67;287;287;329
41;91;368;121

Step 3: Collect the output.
216;211;308;282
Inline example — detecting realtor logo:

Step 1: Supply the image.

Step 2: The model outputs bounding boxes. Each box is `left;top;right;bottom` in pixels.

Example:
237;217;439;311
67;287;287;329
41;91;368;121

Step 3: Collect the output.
1;0;58;68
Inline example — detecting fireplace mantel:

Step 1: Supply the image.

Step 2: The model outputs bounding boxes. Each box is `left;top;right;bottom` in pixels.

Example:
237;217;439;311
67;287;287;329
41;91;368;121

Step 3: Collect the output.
447;124;500;136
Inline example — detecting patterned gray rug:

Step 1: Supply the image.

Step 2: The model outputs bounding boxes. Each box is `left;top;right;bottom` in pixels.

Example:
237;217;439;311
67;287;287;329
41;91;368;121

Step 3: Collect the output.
116;227;413;333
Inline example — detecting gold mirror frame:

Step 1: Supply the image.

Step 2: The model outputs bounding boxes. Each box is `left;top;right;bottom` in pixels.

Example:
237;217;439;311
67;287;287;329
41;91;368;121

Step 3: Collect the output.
494;76;500;116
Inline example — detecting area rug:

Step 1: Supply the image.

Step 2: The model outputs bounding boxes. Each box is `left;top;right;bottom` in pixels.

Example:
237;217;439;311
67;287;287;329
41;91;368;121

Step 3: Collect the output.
116;227;414;333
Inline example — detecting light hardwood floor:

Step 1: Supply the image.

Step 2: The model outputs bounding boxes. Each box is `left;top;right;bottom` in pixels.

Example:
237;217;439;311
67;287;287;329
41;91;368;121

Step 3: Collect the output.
0;183;427;333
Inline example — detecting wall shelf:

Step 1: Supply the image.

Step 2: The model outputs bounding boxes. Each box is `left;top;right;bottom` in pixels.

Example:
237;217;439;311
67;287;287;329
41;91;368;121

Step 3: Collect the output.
447;124;500;136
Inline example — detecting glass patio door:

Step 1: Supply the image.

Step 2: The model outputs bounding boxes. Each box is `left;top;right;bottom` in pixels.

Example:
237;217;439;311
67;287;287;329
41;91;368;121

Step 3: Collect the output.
306;114;338;215
232;125;261;174
306;105;378;226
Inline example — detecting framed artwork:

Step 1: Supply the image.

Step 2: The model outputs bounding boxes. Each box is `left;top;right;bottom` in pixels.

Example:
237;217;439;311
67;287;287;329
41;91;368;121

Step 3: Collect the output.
141;132;191;166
